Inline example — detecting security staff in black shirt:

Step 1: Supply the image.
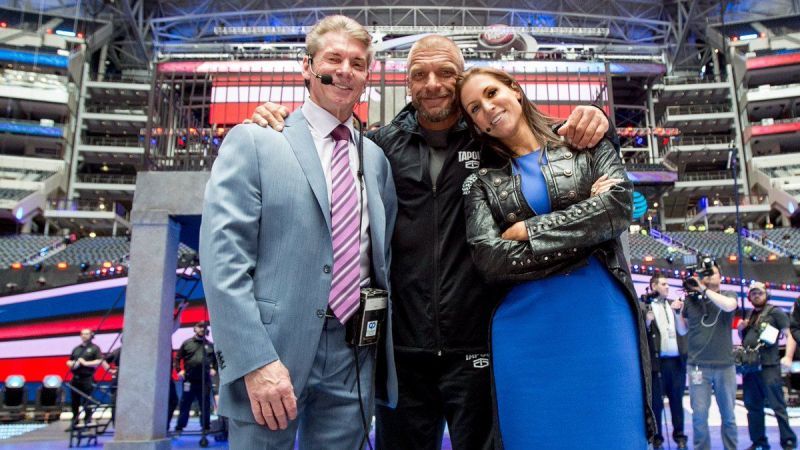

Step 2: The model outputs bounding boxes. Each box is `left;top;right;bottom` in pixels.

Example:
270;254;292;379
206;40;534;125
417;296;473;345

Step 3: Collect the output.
174;321;217;433
66;329;103;425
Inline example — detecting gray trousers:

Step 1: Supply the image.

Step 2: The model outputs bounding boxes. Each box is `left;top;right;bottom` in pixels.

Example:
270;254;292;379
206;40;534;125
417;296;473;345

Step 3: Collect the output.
229;317;376;450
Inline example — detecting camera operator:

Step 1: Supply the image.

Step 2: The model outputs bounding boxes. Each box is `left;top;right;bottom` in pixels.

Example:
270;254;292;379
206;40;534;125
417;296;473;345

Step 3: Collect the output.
738;282;796;450
676;262;738;450
643;274;689;450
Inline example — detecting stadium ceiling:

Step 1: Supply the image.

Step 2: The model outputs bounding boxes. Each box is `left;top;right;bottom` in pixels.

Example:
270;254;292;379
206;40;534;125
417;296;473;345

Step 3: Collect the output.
2;0;799;70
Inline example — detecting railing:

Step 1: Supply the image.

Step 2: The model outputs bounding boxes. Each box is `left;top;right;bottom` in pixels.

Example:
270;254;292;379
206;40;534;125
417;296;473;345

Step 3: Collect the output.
669;135;734;147
772;117;800;125
84;105;147;115
47;198;127;213
93;73;152;84
662;74;725;85
648;229;701;255
740;228;790;256
677;170;733;182
666;104;732;115
747;82;800;94
83;136;143;147
148;156;216;171
762;165;800;178
76;174;137;185
0;117;63;127
624;163;670;172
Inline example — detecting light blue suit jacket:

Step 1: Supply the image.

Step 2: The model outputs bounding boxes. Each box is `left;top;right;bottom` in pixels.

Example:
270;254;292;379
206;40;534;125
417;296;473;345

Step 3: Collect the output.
199;111;398;422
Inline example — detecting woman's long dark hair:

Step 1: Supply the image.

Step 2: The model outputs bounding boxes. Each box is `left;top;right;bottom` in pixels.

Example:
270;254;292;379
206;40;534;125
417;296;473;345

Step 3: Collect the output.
456;67;562;160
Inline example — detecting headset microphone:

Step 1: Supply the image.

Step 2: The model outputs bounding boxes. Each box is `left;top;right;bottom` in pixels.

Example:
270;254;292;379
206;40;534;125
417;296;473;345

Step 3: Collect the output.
485;127;492;133
316;73;333;85
307;55;333;85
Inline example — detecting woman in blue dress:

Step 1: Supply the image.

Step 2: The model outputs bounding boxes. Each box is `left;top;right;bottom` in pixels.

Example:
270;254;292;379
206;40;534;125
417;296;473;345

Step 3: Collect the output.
456;67;654;449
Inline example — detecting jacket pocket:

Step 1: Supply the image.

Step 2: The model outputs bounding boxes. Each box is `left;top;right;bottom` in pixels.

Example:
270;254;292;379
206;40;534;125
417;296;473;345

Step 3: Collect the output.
255;298;277;324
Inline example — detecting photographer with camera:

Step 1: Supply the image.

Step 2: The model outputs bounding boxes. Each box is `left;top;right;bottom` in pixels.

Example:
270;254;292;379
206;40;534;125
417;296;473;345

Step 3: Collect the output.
738;282;796;450
676;261;738;450
643;274;689;450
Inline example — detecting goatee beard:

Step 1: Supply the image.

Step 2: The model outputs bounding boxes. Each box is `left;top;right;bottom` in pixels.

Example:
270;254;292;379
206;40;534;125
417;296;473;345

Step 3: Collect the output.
415;101;453;123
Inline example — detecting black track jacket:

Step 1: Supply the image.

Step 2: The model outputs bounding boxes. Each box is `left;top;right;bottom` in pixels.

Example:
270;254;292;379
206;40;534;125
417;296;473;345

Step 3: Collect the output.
368;104;499;354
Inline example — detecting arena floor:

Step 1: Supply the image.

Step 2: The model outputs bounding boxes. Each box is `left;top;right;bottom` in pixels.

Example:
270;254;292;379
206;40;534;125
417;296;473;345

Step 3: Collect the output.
2;397;800;449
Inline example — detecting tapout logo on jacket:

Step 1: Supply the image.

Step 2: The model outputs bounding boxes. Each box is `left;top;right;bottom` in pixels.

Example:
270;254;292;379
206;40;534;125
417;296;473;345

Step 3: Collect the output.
458;151;480;169
466;353;490;369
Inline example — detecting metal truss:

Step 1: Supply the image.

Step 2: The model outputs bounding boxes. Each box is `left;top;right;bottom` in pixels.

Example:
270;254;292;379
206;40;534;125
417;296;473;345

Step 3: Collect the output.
663;0;800;73
0;0;153;68
75;0;155;69
5;0;798;72
0;0;84;16
662;0;721;73
146;1;673;49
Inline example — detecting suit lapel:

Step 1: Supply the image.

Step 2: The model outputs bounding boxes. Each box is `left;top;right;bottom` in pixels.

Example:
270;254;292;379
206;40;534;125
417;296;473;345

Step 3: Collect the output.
362;144;387;275
283;111;331;232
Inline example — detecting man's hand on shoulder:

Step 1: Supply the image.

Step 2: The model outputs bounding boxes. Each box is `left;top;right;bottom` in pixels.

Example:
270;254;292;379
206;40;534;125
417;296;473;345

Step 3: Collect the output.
245;102;289;131
557;105;609;149
244;360;297;431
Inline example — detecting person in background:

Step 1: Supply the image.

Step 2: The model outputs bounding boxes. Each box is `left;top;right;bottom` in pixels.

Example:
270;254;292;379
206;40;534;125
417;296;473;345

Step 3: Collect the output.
643;274;688;450
173;321;217;434
677;264;738;450
66;329;103;426
738;282;796;450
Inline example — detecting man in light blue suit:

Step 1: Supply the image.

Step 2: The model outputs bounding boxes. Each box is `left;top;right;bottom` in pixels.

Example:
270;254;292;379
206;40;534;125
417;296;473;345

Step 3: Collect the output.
199;15;397;449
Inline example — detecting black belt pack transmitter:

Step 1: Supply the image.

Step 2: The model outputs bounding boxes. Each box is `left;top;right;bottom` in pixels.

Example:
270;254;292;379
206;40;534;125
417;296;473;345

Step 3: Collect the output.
346;288;388;346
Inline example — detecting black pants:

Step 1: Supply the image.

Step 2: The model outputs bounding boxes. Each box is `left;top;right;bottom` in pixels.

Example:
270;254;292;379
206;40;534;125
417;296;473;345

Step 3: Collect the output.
652;356;688;445
375;350;493;450
70;377;95;424
176;378;212;430
743;365;797;448
167;379;178;429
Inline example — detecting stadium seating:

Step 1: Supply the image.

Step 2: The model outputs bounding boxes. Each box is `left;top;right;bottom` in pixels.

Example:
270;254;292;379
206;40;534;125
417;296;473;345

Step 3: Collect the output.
627;232;689;259
35;237;197;267
0;188;33;202
41;236;130;266
0;235;60;267
0;167;56;182
761;228;800;256
762;165;800;179
667;231;774;259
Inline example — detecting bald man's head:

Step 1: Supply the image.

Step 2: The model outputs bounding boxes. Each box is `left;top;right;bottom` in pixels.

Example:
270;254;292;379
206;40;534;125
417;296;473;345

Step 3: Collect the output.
408;35;465;72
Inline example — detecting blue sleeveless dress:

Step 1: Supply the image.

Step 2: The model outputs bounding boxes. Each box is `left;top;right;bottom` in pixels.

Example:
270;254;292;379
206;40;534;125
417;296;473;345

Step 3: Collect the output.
491;151;646;449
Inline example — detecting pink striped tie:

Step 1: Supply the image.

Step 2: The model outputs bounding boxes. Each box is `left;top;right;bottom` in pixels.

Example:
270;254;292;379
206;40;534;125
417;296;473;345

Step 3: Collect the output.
328;124;360;324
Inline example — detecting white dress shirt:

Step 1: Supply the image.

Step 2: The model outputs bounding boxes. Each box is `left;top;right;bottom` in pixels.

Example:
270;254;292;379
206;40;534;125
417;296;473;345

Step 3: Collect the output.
652;298;679;357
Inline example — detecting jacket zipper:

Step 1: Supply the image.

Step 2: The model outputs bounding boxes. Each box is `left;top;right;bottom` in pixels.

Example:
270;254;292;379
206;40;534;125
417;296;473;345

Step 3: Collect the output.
432;183;442;356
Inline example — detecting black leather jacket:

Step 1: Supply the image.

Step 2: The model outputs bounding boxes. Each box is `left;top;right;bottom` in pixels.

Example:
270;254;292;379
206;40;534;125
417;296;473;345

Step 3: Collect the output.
463;138;656;441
